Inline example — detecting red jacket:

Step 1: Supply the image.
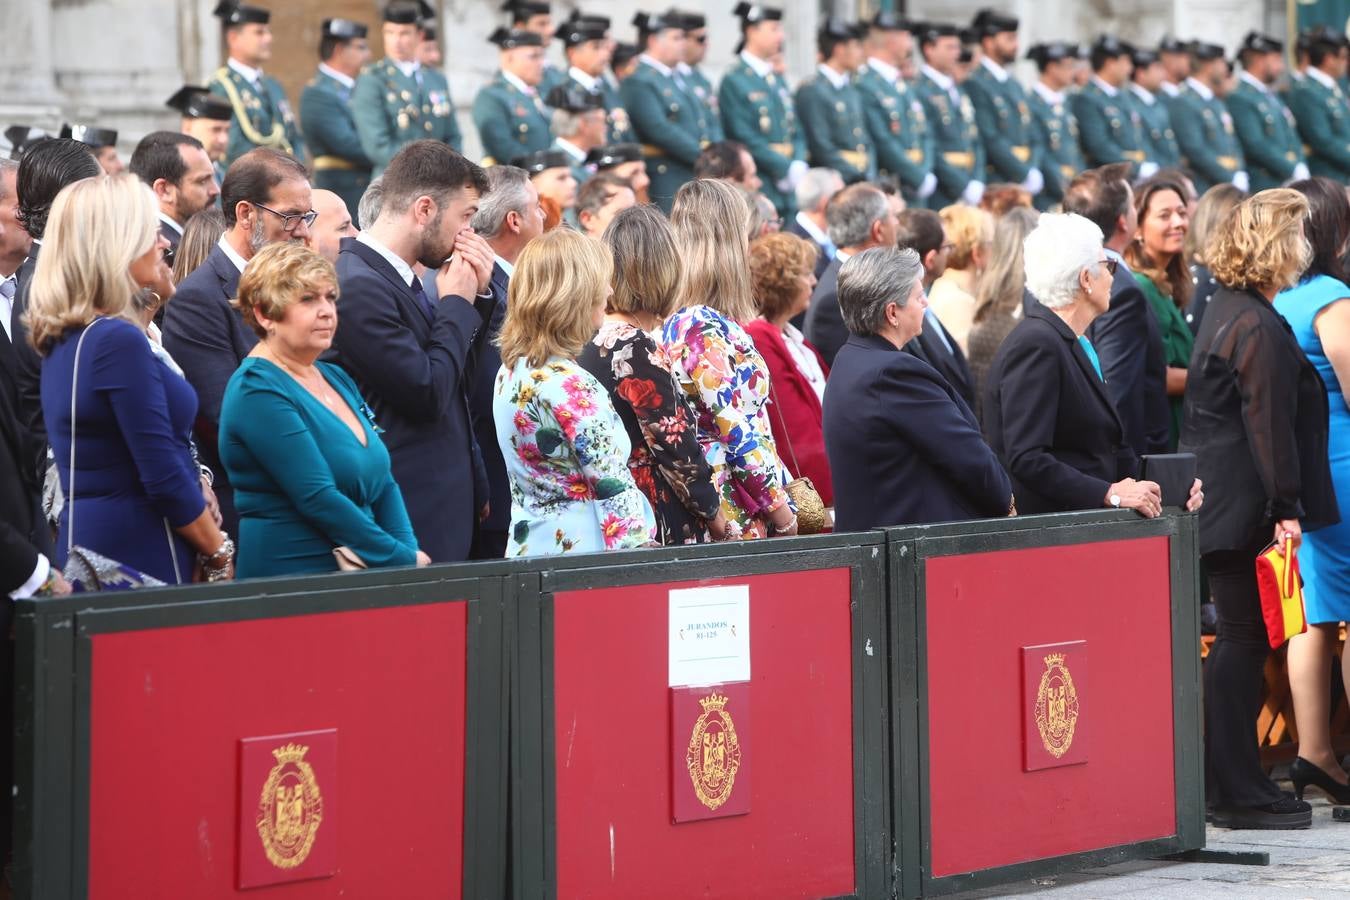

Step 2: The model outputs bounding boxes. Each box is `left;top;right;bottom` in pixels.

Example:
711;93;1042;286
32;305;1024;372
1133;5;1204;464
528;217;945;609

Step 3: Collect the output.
744;319;834;506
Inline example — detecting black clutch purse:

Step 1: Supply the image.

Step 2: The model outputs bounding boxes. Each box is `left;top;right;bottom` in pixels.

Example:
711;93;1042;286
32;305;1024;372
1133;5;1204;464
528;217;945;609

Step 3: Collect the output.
1140;452;1197;508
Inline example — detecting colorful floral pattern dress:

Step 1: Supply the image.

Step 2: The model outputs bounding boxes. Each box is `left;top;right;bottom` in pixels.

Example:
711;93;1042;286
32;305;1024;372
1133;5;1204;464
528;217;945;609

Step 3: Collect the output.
578;321;722;544
660;305;794;533
493;356;657;556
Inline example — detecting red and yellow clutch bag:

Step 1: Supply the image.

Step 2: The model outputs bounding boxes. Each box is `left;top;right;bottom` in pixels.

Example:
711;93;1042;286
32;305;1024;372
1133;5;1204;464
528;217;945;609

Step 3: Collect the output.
1255;536;1308;649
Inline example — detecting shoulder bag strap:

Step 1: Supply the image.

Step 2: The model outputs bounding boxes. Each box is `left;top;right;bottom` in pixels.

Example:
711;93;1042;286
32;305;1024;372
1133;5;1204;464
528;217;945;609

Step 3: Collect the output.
66;318;105;554
767;377;802;480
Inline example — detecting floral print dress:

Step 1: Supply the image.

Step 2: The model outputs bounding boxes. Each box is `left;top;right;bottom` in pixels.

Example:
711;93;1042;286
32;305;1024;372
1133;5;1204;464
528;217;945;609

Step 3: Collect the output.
660;305;794;534
493;356;657;556
579;321;722;544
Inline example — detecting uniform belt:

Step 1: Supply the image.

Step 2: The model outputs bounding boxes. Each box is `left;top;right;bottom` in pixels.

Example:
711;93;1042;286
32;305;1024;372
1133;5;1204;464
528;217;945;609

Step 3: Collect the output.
839;148;869;169
641;144;667;158
905;147;924;164
1216;155;1239;170
1122;150;1146;163
768;142;795;157
942;151;975;169
1060;164;1076;181
1011;145;1031;163
312;155;360;172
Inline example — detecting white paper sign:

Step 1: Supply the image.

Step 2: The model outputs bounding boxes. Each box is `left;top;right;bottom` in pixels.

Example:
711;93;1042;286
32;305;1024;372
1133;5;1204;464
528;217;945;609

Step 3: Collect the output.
668;585;751;687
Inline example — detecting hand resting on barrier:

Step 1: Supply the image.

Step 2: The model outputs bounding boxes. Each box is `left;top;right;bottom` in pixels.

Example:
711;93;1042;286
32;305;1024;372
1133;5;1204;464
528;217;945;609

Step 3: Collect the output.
1105;478;1163;518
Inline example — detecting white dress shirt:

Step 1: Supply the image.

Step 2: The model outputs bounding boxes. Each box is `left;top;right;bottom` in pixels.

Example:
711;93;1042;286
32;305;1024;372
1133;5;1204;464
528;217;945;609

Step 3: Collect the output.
782;323;827;403
228;57;263;85
319;62;356;90
357;230;417;287
217;235;249;274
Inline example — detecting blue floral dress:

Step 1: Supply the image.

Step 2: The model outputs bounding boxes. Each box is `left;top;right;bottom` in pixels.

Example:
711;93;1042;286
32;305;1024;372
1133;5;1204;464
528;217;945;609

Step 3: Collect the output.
493;355;657;556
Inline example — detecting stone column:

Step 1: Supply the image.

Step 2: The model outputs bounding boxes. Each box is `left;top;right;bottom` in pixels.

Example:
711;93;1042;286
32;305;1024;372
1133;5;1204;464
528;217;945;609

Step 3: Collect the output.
0;0;64;123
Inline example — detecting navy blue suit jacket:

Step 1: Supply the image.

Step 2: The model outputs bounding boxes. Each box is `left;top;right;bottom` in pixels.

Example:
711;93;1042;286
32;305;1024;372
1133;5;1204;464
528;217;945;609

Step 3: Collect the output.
1085;261;1170;456
161;244;256;534
824;333;1012;531
803;256;846;367
333;239;485;562
9;247;45;450
905;311;975;410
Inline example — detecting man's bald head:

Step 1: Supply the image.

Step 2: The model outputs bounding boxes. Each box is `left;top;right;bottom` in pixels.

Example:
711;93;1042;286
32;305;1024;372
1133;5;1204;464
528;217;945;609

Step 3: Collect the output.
309;189;356;263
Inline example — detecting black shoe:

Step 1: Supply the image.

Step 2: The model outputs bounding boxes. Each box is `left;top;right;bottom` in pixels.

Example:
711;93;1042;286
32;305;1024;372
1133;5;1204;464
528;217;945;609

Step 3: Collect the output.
1291;757;1350;804
1210;795;1312;830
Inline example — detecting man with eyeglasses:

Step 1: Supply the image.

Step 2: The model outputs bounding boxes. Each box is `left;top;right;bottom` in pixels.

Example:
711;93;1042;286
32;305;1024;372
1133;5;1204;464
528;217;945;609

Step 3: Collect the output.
162;148;314;534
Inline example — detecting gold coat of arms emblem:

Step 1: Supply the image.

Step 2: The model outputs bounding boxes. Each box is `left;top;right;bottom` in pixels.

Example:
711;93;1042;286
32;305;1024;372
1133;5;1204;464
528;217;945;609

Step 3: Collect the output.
1034;653;1080;758
256;743;324;869
685;691;743;810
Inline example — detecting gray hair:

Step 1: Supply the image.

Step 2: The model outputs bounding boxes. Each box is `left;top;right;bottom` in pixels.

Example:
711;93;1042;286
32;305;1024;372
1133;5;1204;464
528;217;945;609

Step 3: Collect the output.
0;157;17;203
357;176;383;230
471;165;533;238
826;184;889;249
551;109;583;140
745;191;778;242
794;166;842;214
838;246;924;336
1023;213;1105;310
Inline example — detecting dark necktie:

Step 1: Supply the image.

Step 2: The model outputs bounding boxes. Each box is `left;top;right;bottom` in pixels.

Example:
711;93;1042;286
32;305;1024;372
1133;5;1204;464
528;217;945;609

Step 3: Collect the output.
411;276;436;320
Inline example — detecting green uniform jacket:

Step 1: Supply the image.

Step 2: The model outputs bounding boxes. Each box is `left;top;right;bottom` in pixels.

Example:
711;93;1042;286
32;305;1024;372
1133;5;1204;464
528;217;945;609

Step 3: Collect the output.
1226;76;1306;191
620;60;710;210
471;72;553;166
351;60;461;175
965;62;1040;184
795;70;876;185
1172;83;1244;193
682;66;725;142
209;64;305;165
539;64;569;97
1288;74;1350;182
718;56;807;215
856;64;935;201
1125;86;1181;169
913;71;984;207
552;139;593;187
566;71;632;142
1069;80;1146;170
1027;87;1085;210
300;69;372;222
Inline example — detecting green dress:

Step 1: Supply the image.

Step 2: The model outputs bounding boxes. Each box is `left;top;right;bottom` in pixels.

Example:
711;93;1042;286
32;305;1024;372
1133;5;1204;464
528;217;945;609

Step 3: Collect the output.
1135;272;1193;450
218;358;419;578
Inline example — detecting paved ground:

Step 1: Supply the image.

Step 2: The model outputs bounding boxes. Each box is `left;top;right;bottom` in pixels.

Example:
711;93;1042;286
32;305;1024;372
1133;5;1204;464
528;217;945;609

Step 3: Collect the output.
950;795;1350;899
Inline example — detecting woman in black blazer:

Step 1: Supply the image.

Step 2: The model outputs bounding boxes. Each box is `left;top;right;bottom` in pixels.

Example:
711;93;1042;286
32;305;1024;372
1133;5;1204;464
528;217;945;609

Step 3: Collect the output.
1179;190;1337;830
983;213;1204;517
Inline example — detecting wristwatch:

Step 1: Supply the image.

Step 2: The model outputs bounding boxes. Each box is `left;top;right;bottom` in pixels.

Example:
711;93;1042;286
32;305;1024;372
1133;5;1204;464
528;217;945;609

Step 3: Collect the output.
1109;494;1122;508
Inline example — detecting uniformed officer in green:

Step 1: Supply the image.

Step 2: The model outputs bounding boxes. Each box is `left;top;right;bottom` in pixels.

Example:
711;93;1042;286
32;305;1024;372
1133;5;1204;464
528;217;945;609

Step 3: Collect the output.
719;3;807;216
585;142;652;204
351;2;461;176
1173;41;1248;193
914;22;985;207
209;1;304;165
619;11;711;211
966;10;1044;200
560;12;631;142
675;12;725;143
473;28;554;167
300;19;373;224
858;12;936;205
1125;47;1182;170
1228;32;1309;192
166;85;233;186
60;124;122;174
1288;27;1350;182
795;19;875;186
1070;35;1153;176
1157;36;1189;106
504;1;566;96
1026;42;1087;210
513;148;578;220
546;84;607;187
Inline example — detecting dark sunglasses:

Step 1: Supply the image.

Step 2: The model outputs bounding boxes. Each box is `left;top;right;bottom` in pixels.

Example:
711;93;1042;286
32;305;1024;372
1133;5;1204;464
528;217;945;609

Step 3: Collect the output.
1100;257;1119;276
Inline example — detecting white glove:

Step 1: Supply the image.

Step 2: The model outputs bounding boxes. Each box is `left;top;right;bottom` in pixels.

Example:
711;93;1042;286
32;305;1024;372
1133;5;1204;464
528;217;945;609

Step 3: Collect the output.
917;172;938;199
1291;162;1310;182
961;179;986;206
776;159;809;193
1232;171;1250;193
1138;161;1159;179
1020;167;1044;195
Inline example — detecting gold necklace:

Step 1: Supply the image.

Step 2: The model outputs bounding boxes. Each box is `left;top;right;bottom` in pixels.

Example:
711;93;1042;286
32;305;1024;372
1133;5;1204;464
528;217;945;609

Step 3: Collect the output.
266;348;337;407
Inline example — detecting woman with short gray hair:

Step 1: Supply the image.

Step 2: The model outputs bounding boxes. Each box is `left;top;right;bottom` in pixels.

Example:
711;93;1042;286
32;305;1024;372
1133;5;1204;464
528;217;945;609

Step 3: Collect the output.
823;246;1014;531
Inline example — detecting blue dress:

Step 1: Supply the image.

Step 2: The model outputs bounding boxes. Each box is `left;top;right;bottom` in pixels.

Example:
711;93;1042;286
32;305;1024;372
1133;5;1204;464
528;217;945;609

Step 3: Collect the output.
1275;274;1350;623
218;357;419;578
41;317;205;584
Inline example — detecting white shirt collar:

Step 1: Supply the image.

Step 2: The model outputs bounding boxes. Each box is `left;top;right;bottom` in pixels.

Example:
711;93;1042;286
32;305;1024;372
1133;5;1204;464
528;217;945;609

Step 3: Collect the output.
980;56;1009;82
569;66;600;91
501;70;534;95
676;61;692;76
740;51;774;79
867;57;901;83
1034;81;1066;105
1185;76;1214;101
818;64;850;90
794;211;831;247
1307;65;1338;91
227;57;263;84
1238;70;1270;94
493;254;515;279
554;138;586;163
1128;83;1156;105
217;234;249;274
393;58;420;79
357;230;416;287
1104;246;1132;274
158;211;184;235
319;62;355;90
1160;80;1180;97
1091;75;1118;97
922;63;955;92
639;54;674;78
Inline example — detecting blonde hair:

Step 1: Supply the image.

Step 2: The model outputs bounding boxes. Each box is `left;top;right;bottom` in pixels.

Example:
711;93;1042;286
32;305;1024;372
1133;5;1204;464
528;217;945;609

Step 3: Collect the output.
498;228;613;369
670;179;755;322
25;174;157;354
1206;188;1311;292
603;204;682;318
235;242;338;338
939;203;993;271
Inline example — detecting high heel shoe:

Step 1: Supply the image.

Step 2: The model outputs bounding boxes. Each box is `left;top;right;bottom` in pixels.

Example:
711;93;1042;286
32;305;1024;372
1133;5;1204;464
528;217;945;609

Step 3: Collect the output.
1290;757;1350;803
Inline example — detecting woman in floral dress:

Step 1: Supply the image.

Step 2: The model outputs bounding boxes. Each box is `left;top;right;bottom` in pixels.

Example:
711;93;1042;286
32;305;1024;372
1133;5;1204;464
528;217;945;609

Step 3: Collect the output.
661;179;798;539
493;229;656;556
578;205;729;544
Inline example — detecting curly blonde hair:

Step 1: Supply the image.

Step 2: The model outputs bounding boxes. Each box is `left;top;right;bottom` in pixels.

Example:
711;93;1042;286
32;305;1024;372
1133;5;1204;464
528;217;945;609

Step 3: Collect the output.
1206;188;1311;292
750;232;818;322
234;242;338;338
498;228;613;368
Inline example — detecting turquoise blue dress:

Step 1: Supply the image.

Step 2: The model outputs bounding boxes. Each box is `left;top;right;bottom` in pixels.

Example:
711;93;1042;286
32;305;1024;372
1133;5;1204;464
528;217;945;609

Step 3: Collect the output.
219;357;419;578
1275;274;1350;623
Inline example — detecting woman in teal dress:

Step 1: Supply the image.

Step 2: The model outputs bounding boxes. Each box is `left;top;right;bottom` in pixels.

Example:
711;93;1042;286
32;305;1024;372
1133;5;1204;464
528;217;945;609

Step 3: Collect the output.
1126;177;1194;449
218;243;428;578
1275;177;1350;804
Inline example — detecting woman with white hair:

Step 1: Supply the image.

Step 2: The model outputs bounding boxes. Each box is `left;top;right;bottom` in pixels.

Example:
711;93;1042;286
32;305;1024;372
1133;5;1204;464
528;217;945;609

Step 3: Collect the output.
983;212;1203;516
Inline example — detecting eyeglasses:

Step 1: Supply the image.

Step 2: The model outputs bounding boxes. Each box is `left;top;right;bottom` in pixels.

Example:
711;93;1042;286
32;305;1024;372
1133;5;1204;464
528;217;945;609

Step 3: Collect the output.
939;242;956;253
253;202;318;232
1099;257;1119;276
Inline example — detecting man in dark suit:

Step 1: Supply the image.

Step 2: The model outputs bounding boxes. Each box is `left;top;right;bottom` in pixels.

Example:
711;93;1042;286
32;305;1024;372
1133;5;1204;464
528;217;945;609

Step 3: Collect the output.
824;246;1012;531
332;140;494;562
129;131;221;255
895;207;975;408
1063;163;1170;456
786;167;843;281
162;148;313;533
